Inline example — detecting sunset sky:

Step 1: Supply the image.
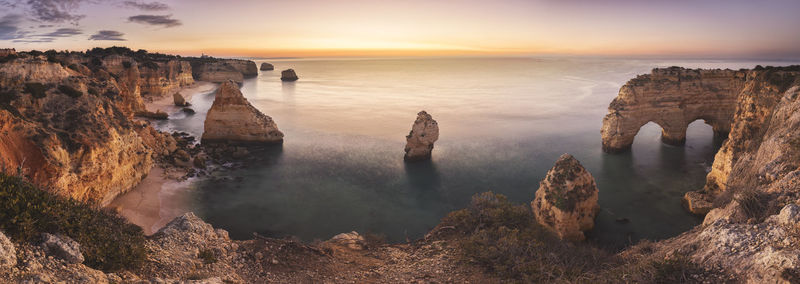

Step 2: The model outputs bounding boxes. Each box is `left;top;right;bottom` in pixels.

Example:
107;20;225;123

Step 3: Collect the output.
1;0;799;58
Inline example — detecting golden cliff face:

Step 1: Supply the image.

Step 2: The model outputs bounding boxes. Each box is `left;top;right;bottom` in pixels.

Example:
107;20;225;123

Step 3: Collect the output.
603;66;800;215
601;67;745;152
201;80;284;144
0;51;192;205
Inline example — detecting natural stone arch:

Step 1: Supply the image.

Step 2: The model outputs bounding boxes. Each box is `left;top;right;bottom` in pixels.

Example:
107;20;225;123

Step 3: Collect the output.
601;67;746;152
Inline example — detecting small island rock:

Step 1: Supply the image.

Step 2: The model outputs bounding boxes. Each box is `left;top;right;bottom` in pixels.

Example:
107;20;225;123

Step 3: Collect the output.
404;111;439;161
201;80;284;144
260;63;274;71
531;154;599;241
280;69;299;81
173;92;189;106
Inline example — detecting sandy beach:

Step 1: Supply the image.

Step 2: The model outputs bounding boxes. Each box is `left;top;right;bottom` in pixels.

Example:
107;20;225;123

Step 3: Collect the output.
108;81;218;234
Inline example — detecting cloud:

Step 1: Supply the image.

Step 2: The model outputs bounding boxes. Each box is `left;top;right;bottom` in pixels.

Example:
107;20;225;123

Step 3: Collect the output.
25;0;88;24
0;14;28;40
122;1;168;11
38;27;82;37
13;37;54;43
128;14;181;28
88;30;126;41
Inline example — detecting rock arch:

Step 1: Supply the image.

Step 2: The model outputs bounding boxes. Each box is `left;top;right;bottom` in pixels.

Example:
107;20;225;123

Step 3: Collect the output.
601;67;746;152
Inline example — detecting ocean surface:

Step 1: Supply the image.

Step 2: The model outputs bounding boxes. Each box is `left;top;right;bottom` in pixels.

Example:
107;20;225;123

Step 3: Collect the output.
151;56;800;249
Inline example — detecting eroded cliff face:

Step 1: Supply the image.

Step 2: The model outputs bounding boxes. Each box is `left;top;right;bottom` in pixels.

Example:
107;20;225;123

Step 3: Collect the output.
189;59;258;83
601;67;745;152
0;51;184;205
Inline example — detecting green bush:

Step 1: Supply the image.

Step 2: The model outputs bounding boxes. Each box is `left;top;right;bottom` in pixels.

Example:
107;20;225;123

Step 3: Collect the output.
58;85;83;98
440;192;607;282
122;61;132;69
0;173;147;271
24;83;48;99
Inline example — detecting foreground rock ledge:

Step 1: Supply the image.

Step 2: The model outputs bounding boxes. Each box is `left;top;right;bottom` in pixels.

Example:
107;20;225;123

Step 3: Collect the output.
404;110;439;162
531;154;599;241
201;80;284;144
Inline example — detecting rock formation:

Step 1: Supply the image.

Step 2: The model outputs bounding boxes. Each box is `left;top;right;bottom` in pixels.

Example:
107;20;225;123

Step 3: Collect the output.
0;231;15;270
281;69;299;81
173;92;187;106
0;48;15;57
531;154;599;241
188;58;258;83
601;67;745;152
404;111;439;161
201;81;284;144
260;62;274;71
328;231;366;250
41;233;84;264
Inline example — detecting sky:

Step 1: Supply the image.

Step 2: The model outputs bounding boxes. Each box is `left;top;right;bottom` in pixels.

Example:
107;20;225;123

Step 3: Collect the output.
1;0;800;58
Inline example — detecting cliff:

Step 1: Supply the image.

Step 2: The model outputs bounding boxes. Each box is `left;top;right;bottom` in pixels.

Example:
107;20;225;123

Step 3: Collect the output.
188;58;258;83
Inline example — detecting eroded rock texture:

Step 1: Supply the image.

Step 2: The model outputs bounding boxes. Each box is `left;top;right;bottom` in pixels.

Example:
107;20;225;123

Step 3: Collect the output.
201;81;284;144
601;67;745;152
189;59;258;83
404;111;439;161
531;154;599;241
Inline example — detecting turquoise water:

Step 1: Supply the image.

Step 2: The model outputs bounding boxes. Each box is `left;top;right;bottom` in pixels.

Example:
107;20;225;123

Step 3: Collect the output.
155;57;799;249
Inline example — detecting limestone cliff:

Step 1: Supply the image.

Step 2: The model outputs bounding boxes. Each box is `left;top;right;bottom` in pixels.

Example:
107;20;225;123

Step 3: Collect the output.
404;111;439;161
601;67;745;152
531;154;599;241
201;81;284;144
189;58;258;83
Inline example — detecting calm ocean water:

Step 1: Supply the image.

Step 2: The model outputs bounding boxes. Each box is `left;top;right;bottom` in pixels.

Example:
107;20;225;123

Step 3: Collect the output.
153;57;799;249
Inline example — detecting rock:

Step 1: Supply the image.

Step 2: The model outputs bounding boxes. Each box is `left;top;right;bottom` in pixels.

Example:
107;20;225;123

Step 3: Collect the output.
193;154;207;169
182;107;196;115
329;231;366;250
404;111;439;161
280;69;299;82
601;67;743;152
201;80;284;144
531;154;599;241
135;110;169;120
260;63;274;71
232;147;249;159
0;231;16;270
173;92;189;106
175;149;191;162
40;233;84;264
683;191;714;215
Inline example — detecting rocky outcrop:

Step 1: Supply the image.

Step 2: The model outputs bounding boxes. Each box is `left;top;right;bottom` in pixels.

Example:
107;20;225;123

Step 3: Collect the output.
328;231;366;250
201;81;284;144
40;233;84;264
531;154;599;241
173;92;187;106
280;69;298;81
0;48;15;57
404;111;439;161
260;62;274;71
601;67;745;152
0;231;15;270
189;59;258;83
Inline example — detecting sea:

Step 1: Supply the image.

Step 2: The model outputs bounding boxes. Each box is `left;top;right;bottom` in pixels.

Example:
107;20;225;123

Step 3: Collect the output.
148;56;800;249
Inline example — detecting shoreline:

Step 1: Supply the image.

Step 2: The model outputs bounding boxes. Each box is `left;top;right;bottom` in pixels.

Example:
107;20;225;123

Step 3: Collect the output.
109;81;218;234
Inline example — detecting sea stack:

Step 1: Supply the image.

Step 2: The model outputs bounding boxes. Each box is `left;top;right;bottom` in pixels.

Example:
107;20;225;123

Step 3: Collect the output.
531;154;599;241
173;92;188;106
404;111;439;162
201;80;284;144
281;69;299;81
260;63;274;71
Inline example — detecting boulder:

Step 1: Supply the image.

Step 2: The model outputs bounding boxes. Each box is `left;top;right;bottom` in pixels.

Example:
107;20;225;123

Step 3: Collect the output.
173;92;188;106
329;231;366;250
182;107;196;115
683;191;714;215
201;80;284;144
260;63;274;71
404;111;439;161
0;231;16;270
40;233;84;264
531;154;599;241
280;69;298;82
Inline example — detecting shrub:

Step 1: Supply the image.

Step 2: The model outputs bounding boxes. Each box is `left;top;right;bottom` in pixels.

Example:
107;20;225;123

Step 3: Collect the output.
198;249;217;264
24;83;48;99
0;89;18;105
735;188;771;222
67;64;80;71
58;85;83;98
122;61;132;69
440;192;607;282
0;173;147;271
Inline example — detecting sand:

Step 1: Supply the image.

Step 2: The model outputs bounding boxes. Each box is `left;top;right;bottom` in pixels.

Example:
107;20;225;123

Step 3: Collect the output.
108;81;218;234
